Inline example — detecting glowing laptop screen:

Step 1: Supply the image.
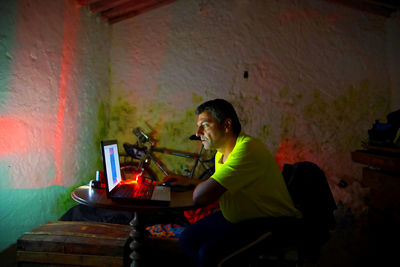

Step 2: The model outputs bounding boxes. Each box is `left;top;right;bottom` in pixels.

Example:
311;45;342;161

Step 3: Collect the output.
102;142;122;192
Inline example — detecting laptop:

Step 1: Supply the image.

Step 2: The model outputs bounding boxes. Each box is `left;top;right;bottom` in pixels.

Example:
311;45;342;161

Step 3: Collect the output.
100;140;171;205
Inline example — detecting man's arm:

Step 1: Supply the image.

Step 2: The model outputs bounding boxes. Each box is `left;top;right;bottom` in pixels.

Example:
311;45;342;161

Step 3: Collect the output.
163;174;202;187
193;178;226;205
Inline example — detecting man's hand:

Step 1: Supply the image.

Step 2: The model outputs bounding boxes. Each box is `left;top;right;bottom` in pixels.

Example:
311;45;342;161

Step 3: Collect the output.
162;174;201;187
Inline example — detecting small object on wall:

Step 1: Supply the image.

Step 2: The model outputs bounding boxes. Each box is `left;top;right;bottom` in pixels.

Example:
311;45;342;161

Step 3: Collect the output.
338;179;348;188
244;71;248;79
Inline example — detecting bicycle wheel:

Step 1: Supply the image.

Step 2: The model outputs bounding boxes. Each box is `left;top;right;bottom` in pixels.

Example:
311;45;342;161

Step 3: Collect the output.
120;162;158;181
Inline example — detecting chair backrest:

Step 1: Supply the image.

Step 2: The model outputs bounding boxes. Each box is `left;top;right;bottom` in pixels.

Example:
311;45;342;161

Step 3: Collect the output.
282;161;337;246
217;162;337;266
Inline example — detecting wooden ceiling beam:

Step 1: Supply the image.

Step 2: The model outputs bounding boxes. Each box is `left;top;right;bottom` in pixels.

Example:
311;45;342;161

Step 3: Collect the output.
364;0;400;9
77;0;102;5
101;0;158;19
326;0;397;17
108;0;176;24
90;0;132;13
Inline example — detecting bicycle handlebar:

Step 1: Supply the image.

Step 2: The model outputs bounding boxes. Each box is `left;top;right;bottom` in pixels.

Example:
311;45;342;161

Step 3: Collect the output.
133;127;156;145
189;134;201;141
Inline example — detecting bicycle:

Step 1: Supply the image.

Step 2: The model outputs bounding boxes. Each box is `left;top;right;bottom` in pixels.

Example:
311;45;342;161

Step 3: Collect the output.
120;127;215;184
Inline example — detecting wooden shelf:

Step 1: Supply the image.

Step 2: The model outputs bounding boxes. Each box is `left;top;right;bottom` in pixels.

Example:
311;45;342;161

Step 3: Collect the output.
351;150;400;174
361;143;400;155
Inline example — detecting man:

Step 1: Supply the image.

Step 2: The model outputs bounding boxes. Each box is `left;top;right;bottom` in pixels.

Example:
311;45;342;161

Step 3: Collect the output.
164;99;301;266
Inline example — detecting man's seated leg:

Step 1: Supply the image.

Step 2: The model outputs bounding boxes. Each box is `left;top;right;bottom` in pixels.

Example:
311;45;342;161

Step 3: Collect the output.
179;211;234;266
181;215;300;267
214;216;301;266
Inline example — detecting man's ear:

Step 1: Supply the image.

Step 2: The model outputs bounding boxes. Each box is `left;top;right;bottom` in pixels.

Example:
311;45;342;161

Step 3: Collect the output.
223;118;233;133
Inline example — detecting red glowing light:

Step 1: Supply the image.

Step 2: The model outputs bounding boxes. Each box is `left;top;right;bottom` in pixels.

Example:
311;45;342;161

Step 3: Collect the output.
0;117;29;155
275;138;317;170
53;0;80;185
120;173;144;185
275;138;300;170
122;179;138;185
135;174;144;184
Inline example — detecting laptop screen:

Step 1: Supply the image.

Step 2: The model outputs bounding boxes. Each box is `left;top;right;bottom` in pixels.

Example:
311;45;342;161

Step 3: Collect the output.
101;140;122;192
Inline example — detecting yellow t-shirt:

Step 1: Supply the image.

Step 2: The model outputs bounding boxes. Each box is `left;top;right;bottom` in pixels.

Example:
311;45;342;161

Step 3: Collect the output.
212;134;301;223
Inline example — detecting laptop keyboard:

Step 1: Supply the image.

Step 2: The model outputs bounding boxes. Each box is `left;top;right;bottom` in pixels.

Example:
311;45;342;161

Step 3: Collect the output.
113;183;170;202
113;184;153;200
132;184;154;200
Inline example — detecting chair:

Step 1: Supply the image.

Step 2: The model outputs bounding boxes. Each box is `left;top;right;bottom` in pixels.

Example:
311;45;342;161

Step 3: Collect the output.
217;161;337;267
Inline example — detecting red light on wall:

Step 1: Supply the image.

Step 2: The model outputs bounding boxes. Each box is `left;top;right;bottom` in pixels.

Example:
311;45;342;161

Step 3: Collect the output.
0;117;29;155
275;138;299;170
53;0;80;185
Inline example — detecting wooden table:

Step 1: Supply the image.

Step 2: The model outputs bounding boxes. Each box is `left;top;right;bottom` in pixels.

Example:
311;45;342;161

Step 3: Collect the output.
72;185;196;267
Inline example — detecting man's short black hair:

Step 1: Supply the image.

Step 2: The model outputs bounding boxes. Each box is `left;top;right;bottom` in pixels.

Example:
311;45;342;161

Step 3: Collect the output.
195;99;241;136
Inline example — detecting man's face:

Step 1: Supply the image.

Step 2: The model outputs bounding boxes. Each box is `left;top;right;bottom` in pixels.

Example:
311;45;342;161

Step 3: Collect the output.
196;111;225;150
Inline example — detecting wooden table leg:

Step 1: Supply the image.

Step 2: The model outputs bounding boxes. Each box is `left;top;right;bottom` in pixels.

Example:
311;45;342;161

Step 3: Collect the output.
129;211;147;267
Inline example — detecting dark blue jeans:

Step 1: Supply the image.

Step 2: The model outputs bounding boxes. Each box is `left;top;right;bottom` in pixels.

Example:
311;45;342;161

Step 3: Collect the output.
179;211;297;267
179;211;234;266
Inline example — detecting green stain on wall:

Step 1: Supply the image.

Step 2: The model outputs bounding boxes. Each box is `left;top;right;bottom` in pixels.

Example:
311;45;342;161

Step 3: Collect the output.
331;80;390;151
279;86;303;102
157;106;199;175
303;89;329;122
52;185;78;217
146;101;169;129
280;112;296;138
301;80;390;152
106;90;204;178
260;124;272;139
273;79;391;167
192;93;203;104
110;96;137;134
279;86;290;98
332;80;390;122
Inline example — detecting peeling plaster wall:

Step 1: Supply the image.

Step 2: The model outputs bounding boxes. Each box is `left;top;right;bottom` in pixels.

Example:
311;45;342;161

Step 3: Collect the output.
0;0;110;251
110;0;398;229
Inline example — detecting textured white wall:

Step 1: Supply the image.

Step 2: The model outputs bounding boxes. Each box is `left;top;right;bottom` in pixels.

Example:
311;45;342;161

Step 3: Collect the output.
0;0;110;251
110;0;397;224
